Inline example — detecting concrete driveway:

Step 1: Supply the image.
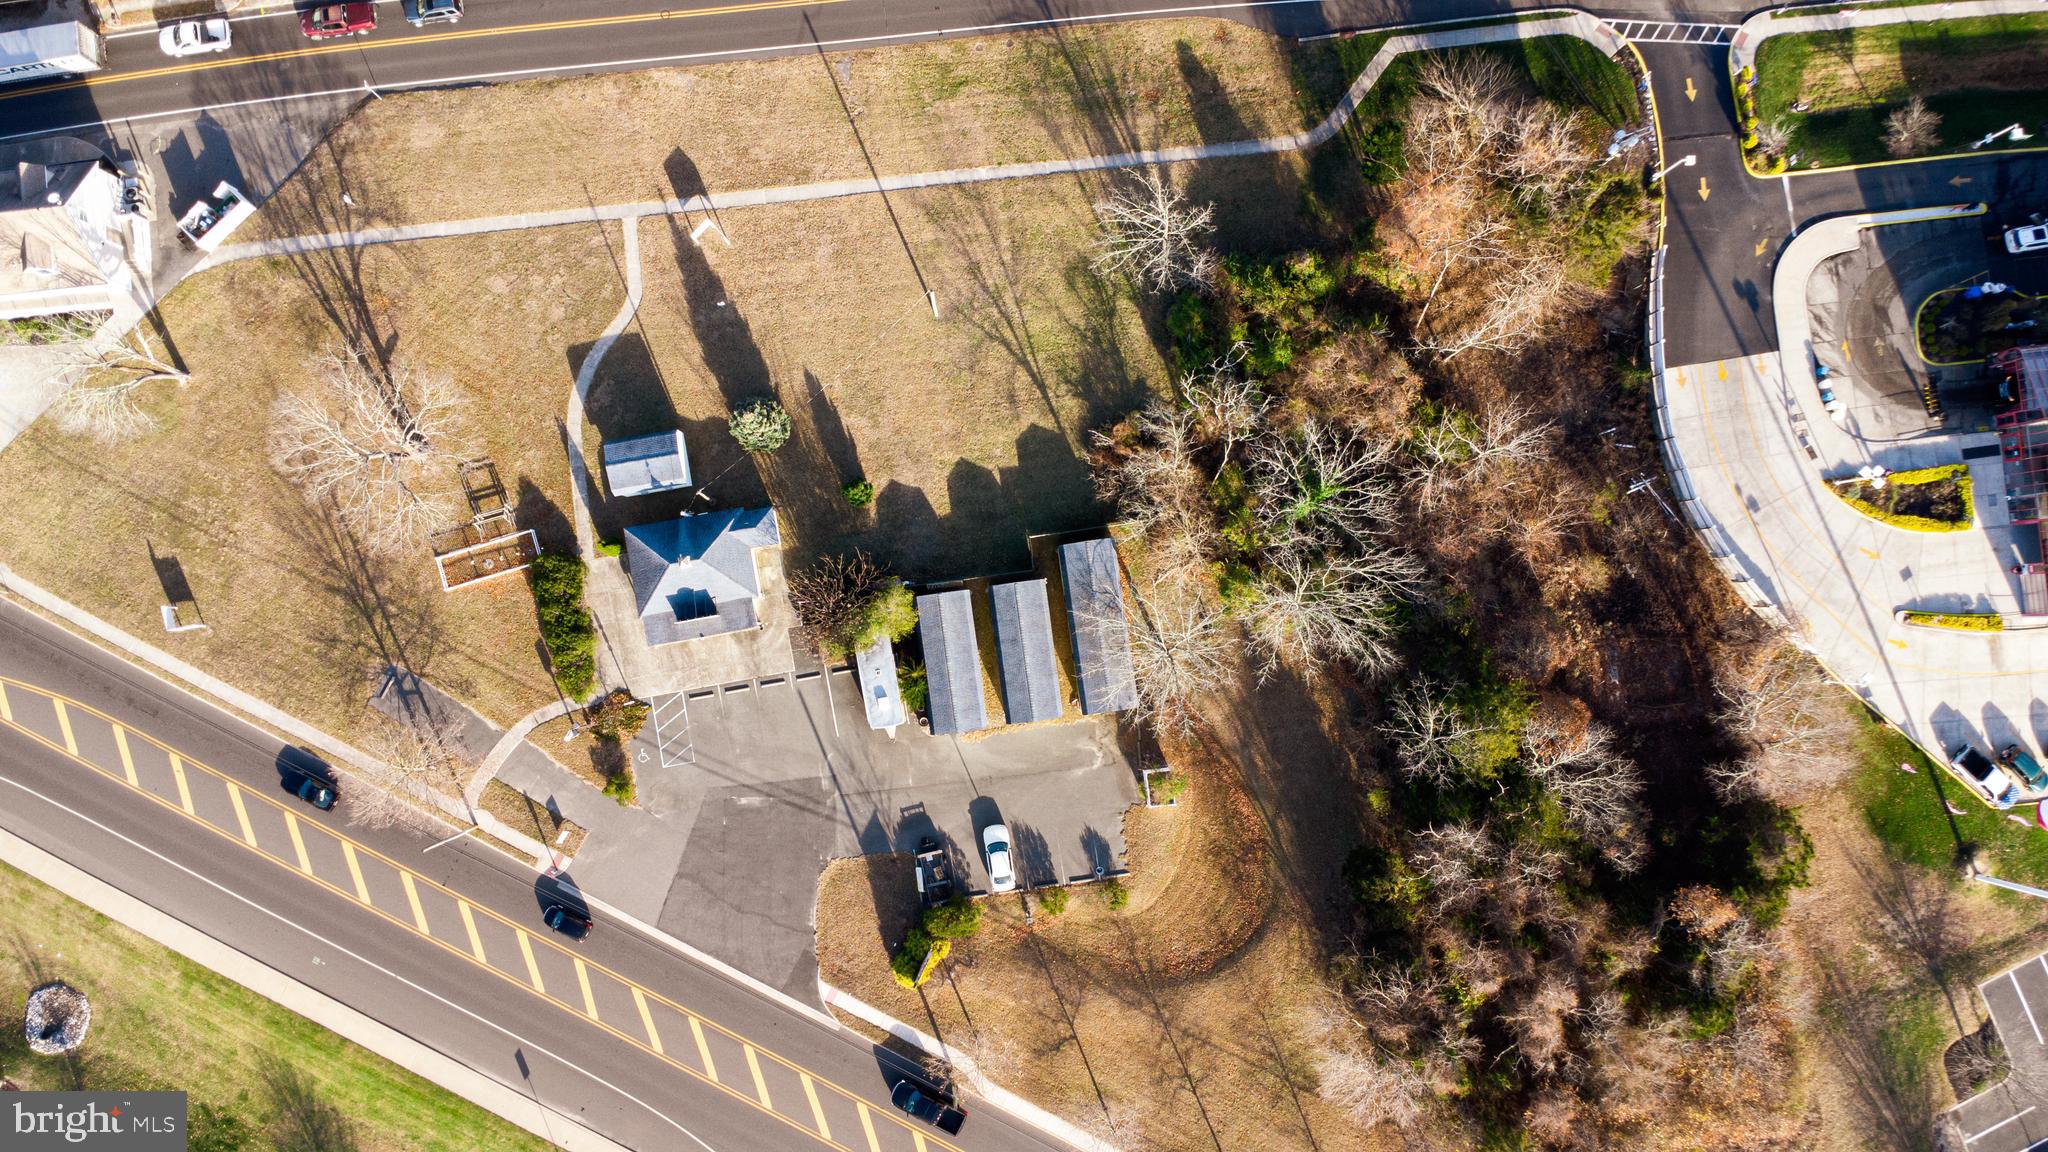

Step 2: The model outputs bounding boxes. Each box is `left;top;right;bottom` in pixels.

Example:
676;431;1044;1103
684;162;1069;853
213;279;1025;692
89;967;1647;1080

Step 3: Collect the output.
512;666;1139;1001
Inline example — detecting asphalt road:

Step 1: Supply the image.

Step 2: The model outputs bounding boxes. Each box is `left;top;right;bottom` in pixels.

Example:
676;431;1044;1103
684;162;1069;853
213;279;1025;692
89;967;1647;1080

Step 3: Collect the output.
0;596;1057;1152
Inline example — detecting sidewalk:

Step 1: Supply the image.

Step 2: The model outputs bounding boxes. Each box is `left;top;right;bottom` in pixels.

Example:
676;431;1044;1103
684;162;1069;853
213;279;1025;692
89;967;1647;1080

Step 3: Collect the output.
1730;0;2048;76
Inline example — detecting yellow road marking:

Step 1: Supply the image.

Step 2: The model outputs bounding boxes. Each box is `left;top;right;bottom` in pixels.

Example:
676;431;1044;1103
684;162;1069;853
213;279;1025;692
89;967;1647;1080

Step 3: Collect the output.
343;842;370;904
0;676;969;1152
517;929;546;994
3;0;857;101
1716;361;1727;382
0;682;10;723
691;1016;718;1081
859;1102;884;1152
916;1134;930;1152
1858;546;1880;560
575;958;599;1020
228;783;258;847
746;1045;772;1107
1698;176;1710;201
1755;236;1770;257
1842;340;1852;361
113;724;138;787
803;1074;832;1140
169;753;194;814
401;871;430;933
459;901;487;964
285;811;312;873
631;988;663;1055
1889;638;1910;650
53;699;76;756
1684;75;1697;101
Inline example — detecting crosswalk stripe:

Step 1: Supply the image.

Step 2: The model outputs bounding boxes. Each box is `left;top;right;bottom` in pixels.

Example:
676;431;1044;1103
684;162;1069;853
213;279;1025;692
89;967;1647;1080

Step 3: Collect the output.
459;901;487;963
343;842;370;903
401;871;430;933
746;1045;772;1107
803;1074;832;1140
169;753;194;814
113;725;138;787
516;929;545;993
690;1016;718;1081
228;783;258;846
632;987;663;1054
575;958;599;1019
285;811;312;873
52;699;76;755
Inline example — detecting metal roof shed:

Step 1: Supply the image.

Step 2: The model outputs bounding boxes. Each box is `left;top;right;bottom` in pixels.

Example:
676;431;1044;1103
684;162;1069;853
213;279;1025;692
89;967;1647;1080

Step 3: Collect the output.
855;634;907;731
603;430;692;498
991;578;1063;724
1058;538;1139;715
915;589;989;736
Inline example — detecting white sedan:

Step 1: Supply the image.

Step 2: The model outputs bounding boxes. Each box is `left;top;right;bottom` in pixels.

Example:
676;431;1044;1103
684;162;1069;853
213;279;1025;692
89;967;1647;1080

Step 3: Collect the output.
159;18;231;57
2008;223;2048;256
981;823;1016;893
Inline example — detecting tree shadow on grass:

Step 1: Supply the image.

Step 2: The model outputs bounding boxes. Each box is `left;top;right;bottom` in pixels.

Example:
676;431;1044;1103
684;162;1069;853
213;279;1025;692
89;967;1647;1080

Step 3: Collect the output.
1812;948;1944;1152
276;497;448;714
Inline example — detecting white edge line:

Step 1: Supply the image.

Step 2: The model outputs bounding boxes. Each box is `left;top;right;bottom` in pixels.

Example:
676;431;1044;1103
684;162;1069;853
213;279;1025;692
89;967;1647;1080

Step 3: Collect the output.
1967;1104;2036;1145
2015;970;2044;1046
0;771;715;1152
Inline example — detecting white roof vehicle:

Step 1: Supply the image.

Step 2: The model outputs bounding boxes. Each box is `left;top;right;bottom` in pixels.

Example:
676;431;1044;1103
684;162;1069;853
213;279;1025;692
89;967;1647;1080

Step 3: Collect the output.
176;181;255;252
981;823;1015;893
158;18;230;57
2007;224;2048;255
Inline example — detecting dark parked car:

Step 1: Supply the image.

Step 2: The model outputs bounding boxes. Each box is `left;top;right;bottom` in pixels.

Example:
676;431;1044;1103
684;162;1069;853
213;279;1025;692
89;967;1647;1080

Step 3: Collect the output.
280;769;337;811
406;0;463;25
890;1081;965;1134
543;904;592;941
302;3;376;39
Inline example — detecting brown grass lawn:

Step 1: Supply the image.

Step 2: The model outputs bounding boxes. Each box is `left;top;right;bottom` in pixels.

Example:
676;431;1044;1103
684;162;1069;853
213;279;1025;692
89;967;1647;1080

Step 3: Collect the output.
818;668;1388;1152
0;225;627;745
275;19;1315;232
480;778;589;856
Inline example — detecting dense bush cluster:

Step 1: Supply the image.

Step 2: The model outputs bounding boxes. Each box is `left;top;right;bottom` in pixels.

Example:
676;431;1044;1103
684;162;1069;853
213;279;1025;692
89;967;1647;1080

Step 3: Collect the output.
529;552;596;699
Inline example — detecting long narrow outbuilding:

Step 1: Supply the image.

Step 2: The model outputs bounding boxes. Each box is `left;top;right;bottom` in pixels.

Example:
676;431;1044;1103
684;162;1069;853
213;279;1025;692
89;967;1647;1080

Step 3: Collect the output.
1057;538;1138;716
915;588;989;736
991;578;1063;725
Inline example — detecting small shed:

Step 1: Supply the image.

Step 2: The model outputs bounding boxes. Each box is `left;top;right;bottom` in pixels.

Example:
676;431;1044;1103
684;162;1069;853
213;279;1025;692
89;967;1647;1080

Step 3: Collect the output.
855;634;907;732
915;588;989;736
1058;538;1139;715
991;578;1063;724
603;430;692;498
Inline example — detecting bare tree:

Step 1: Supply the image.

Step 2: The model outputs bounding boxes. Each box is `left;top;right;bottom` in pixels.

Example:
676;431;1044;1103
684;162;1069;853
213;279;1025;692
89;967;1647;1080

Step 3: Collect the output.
1381;678;1491;785
1095;399;1215;582
1405;401;1554;511
1524;716;1648;873
1711;644;1856;800
1299;994;1434;1130
787;551;889;657
51;327;189;444
1122;581;1232;735
1884;97;1942;158
1177;342;1261;474
1249;419;1402;550
1753;118;1791;157
1247;549;1422;677
1415;252;1573;362
269;348;471;553
1091;168;1217;294
1500;106;1594;206
347;710;476;831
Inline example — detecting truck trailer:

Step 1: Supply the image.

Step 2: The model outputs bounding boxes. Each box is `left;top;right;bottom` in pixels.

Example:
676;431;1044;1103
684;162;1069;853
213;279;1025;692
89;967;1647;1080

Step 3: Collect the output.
0;20;106;86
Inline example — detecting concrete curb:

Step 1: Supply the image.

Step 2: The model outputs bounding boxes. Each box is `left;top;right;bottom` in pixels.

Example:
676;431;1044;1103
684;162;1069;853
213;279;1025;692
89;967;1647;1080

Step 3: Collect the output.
1731;0;2048;75
0;825;633;1152
819;982;1115;1152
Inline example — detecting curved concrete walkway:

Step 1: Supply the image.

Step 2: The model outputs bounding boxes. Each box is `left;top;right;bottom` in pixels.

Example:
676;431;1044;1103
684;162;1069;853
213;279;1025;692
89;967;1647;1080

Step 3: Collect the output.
1731;0;2048;75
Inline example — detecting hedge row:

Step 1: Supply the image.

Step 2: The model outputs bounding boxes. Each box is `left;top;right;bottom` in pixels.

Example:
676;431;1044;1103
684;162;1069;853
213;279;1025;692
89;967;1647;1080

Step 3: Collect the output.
1902;611;2004;632
529;553;597;699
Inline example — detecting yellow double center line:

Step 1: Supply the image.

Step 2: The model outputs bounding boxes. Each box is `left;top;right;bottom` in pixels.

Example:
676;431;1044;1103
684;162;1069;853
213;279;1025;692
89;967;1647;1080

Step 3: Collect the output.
2;0;856;101
0;675;958;1152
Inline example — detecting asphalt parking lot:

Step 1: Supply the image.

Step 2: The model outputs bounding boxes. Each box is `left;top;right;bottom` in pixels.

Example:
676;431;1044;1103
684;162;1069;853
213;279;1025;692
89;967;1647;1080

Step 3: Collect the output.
1954;949;2048;1152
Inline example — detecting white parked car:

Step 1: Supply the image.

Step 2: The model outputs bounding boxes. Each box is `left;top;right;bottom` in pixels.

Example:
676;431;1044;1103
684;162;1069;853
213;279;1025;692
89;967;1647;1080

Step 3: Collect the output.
2007;224;2048;255
158;18;230;57
981;823;1015;894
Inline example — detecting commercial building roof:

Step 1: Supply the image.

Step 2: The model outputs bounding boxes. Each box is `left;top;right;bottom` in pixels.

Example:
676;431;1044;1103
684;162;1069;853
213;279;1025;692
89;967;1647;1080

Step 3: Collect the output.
1057;538;1138;715
916;588;989;736
624;506;779;646
602;430;692;498
991;578;1063;724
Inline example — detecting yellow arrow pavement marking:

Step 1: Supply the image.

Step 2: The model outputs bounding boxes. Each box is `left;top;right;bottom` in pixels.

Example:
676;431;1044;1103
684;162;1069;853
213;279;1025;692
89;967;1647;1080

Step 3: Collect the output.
400;871;430;933
691;1016;719;1080
747;1045;773;1107
1717;361;1727;381
803;1074;832;1141
631;987;664;1055
343;842;371;904
169;753;194;814
1842;340;1852;361
1858;546;1880;560
1889;638;1909;650
516;929;545;993
1685;76;1698;101
53;699;76;756
575;957;600;1020
228;783;258;847
459;901;487;964
113;724;138;787
1698;176;1711;201
1755;236;1770;257
1951;174;1974;188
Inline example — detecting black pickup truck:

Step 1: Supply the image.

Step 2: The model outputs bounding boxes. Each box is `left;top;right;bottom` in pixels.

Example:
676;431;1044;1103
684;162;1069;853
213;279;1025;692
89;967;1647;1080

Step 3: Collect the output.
914;837;953;907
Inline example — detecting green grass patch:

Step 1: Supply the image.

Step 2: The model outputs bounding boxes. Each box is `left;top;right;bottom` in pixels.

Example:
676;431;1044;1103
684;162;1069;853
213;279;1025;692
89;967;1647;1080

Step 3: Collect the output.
1855;712;2048;886
0;861;553;1152
1901;611;2003;632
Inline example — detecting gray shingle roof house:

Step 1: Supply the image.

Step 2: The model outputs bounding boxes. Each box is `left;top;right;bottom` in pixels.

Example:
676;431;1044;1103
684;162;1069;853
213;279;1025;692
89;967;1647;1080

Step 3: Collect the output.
624;507;779;646
915;589;989;736
602;430;692;498
991;579;1063;725
1058;538;1138;715
855;634;907;731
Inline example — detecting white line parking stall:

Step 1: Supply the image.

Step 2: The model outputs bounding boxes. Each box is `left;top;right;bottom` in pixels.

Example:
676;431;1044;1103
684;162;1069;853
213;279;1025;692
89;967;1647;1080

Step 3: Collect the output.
648;692;695;770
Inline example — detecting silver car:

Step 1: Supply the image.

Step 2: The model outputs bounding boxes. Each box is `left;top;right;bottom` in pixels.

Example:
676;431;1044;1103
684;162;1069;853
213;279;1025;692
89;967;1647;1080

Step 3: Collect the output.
159;18;231;57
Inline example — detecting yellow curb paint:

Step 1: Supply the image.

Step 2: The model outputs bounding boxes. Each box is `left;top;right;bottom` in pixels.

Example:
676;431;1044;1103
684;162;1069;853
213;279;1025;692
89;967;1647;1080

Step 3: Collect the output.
632;987;663;1055
802;1073;832;1140
459;901;487;963
228;784;257;847
285;811;312;874
342;842;370;904
401;871;430;933
746;1045;772;1107
169;754;194;814
516;929;545;993
53;699;76;755
690;1016;718;1081
859;1102;884;1152
113;725;138;787
575;957;599;1019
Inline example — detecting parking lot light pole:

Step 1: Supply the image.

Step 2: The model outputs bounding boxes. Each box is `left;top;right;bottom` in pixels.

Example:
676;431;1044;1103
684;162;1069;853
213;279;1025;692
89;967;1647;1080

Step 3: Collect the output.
1650;153;1697;183
1970;124;2033;150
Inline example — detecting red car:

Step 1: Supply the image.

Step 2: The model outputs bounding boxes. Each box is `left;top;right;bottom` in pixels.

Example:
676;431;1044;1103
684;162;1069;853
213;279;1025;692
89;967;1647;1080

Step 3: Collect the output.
301;3;376;39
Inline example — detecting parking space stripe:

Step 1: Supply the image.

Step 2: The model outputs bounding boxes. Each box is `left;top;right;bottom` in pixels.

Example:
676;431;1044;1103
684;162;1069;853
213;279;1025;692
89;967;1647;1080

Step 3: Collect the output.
342;842;370;904
746;1044;772;1107
631;987;663;1054
227;783;258;847
1968;1105;2035;1144
2014;971;2045;1045
285;811;313;874
52;700;75;756
859;1102;883;1152
516;929;545;993
401;871;430;934
459;901;487;963
575;957;599;1019
691;1016;718;1080
803;1073;832;1140
168;754;194;814
113;725;138;787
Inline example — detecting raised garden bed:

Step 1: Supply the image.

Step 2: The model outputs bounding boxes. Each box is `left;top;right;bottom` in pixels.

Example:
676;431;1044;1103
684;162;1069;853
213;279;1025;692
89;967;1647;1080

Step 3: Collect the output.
1901;610;2003;632
1832;464;1973;532
1917;286;2044;364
